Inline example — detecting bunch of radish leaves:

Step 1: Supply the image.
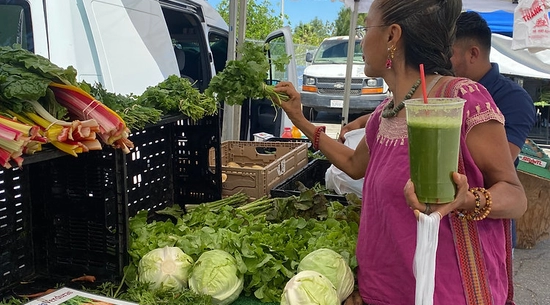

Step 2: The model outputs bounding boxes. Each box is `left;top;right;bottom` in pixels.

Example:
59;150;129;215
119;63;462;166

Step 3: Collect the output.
205;41;291;106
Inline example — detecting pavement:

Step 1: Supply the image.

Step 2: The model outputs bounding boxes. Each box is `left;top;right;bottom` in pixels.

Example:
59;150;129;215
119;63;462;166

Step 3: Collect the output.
316;112;550;305
514;238;550;304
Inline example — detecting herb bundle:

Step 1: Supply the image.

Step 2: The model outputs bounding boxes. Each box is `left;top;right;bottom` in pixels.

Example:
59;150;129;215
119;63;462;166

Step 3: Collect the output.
205;41;291;107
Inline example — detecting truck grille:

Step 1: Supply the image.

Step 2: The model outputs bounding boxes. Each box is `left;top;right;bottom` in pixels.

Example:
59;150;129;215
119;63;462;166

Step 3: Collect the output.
318;88;362;96
318;78;363;84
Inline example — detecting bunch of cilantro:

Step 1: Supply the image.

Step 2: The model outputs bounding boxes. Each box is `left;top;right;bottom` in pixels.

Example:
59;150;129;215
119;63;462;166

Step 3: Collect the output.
205;41;291;106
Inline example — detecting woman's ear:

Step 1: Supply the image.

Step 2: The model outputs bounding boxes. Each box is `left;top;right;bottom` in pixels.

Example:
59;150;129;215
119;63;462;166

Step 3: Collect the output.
387;23;402;46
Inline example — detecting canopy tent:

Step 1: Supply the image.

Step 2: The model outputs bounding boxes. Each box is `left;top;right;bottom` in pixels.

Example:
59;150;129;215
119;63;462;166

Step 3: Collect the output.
480;10;514;36
491;33;550;79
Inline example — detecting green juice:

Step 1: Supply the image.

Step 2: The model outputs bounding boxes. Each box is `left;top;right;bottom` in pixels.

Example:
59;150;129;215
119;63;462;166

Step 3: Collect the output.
408;119;461;204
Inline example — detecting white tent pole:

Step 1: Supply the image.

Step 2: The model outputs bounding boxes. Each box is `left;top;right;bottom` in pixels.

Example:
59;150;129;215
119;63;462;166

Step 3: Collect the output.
221;0;239;141
226;0;247;140
238;0;248;59
341;0;360;128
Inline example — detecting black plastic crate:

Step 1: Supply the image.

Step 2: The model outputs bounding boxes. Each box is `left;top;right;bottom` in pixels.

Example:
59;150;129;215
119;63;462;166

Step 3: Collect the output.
0;149;125;298
270;158;348;204
0;114;222;298
124;114;222;215
29;150;126;279
0;166;34;292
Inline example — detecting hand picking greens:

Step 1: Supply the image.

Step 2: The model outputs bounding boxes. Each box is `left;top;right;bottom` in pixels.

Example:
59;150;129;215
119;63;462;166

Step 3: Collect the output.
205;41;291;107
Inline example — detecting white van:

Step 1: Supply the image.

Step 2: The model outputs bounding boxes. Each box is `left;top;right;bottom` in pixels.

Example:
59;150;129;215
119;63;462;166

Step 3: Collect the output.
301;36;388;120
0;0;230;94
0;0;296;138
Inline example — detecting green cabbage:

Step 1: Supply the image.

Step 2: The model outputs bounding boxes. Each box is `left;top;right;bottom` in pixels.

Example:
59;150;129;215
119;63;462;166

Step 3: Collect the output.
297;248;355;302
138;246;194;291
188;249;243;305
280;270;339;305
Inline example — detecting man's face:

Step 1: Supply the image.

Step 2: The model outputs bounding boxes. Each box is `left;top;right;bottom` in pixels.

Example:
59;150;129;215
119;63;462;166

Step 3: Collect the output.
450;40;470;78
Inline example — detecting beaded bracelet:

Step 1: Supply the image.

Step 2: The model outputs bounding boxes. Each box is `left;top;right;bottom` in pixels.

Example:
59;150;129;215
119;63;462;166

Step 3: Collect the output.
312;125;326;150
470;188;481;216
455;187;492;221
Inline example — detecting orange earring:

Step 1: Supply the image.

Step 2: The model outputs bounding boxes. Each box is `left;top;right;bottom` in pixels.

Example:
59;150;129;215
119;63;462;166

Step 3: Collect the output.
386;45;396;69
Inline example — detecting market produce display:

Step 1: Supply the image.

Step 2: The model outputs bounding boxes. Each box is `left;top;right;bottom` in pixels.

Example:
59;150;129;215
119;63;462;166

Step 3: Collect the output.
121;190;360;304
0;45;219;167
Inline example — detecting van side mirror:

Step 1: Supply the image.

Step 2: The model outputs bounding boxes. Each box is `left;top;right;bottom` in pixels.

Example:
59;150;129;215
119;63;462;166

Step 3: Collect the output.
305;52;313;63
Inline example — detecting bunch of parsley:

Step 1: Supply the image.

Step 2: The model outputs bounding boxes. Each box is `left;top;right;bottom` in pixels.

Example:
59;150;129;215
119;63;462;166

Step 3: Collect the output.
205;41;290;106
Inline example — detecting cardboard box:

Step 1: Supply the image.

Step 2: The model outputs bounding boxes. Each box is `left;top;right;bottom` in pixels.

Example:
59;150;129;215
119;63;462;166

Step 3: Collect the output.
211;141;308;200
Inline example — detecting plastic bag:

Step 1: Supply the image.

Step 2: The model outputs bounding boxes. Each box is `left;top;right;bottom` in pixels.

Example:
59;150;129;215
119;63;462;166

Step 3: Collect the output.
413;212;441;305
512;0;550;52
325;129;364;198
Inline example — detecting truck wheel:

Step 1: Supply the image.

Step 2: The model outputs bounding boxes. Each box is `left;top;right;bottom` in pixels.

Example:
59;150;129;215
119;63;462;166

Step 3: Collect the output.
302;106;318;121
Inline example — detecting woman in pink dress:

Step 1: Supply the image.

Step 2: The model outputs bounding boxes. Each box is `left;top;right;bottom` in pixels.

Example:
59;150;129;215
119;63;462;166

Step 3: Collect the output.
274;0;526;304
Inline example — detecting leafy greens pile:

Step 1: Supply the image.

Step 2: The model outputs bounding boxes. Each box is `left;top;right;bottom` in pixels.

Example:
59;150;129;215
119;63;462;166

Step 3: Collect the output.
0;46;218;132
0;45;74;115
84;75;218;131
137;75;217;121
126;191;360;303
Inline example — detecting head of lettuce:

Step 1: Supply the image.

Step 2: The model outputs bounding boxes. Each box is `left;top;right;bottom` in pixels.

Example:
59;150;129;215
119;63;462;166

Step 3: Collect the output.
138;246;194;291
188;249;244;305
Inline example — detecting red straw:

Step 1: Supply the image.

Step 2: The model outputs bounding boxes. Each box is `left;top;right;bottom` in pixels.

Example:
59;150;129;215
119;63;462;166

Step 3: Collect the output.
419;64;428;104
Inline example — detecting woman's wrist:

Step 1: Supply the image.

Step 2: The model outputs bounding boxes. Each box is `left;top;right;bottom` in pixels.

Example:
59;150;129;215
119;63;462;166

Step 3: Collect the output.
455;187;492;221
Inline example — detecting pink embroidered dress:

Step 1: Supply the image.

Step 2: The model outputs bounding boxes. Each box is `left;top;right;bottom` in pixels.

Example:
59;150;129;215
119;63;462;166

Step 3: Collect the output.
357;78;508;305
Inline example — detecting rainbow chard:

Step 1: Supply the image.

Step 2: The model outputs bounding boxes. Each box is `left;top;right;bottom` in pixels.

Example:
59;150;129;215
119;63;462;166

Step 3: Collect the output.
0;115;46;168
49;83;134;153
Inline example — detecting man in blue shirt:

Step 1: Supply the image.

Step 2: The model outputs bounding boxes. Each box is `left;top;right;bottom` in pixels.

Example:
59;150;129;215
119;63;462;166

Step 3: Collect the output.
450;11;536;167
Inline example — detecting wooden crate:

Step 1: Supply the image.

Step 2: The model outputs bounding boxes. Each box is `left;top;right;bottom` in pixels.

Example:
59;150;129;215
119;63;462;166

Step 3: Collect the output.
211;141;308;200
516;170;550;249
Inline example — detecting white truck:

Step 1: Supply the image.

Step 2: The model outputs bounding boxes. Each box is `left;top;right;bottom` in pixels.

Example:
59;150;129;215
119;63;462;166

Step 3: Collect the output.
300;36;388;120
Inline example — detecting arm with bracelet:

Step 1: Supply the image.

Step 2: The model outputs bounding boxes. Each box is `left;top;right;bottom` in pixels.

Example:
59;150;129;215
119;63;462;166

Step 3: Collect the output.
274;82;370;180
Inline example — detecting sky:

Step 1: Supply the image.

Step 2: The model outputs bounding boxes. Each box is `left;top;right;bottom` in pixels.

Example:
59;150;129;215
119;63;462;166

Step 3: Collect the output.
206;0;345;26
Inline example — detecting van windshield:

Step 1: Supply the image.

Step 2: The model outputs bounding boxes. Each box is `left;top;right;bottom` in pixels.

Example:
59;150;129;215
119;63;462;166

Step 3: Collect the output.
313;39;363;64
0;0;33;52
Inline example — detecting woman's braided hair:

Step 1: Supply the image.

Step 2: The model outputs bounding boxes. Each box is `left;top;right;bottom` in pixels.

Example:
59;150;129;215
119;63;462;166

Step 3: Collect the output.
376;0;462;76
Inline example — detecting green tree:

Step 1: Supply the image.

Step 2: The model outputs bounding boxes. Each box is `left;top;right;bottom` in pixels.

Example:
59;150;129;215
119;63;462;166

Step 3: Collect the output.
292;17;333;46
216;0;284;40
333;7;367;36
